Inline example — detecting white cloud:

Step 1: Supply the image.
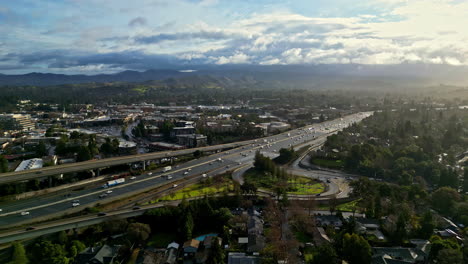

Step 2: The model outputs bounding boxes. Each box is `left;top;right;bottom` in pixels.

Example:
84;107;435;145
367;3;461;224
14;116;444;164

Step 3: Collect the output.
214;52;251;64
3;0;468;73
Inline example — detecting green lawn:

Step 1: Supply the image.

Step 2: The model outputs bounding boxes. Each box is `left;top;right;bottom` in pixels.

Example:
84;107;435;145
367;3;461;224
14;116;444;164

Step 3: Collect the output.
152;181;234;202
245;169;324;195
287;179;324;195
311;158;344;169
319;199;360;212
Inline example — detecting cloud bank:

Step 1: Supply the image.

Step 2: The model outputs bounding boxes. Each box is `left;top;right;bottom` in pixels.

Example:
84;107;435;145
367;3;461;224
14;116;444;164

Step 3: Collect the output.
0;0;467;73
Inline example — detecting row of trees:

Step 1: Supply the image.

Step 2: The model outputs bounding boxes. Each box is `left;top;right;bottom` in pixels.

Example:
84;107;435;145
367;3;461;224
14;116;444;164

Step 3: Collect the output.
324;109;467;189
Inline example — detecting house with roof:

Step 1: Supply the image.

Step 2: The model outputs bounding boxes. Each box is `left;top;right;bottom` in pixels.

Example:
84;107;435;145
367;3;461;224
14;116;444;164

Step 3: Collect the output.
164;242;179;264
315;215;343;229
372;246;428;264
183;239;200;255
248;216;263;235
75;245;120;264
228;252;261;264
356;217;385;240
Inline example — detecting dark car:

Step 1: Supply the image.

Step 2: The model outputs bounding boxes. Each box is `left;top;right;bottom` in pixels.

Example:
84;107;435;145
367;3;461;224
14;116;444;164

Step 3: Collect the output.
25;227;36;231
97;212;107;216
132;206;141;210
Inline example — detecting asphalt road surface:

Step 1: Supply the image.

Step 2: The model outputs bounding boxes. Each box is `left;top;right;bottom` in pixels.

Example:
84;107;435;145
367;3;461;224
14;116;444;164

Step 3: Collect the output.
0;112;371;228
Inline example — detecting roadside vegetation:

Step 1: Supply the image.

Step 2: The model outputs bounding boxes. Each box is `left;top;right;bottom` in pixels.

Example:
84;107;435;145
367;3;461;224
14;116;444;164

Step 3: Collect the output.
151;176;235;202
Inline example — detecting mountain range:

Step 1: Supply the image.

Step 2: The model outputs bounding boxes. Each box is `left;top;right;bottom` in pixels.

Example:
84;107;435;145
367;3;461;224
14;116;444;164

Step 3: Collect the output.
0;64;467;87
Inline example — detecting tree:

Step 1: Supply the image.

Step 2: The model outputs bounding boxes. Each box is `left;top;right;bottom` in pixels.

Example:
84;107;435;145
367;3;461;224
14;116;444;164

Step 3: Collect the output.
36;141;48;157
0;155;8;173
206;237;224;264
418;211;435;239
311;243;337;264
76;146;92;162
431;187;460;216
68;240;86;259
57;231;68;245
127;223;151;244
30;240;69;264
463;167;468;193
436;248;463;264
9;242;28;264
342;233;372;264
184;212;194;239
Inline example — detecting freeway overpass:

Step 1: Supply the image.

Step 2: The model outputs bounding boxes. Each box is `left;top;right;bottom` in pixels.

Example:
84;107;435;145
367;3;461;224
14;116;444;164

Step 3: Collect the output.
0;112;372;231
0;140;256;185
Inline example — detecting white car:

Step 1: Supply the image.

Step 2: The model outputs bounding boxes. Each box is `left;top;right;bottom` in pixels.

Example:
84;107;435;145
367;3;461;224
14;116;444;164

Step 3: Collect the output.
147;172;152;176
172;184;178;188
184;171;189;175
202;174;207;178
130;176;137;180
106;190;113;194
0;209;2;212
21;211;30;216
167;175;173;179
72;203;80;207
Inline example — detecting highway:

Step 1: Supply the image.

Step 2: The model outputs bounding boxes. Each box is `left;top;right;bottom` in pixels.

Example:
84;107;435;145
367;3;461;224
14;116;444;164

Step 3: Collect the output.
0;140;256;184
0;112;372;230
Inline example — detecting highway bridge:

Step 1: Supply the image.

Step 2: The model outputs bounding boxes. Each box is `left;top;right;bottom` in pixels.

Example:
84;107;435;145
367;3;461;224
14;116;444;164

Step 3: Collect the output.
0;112;372;235
0;139;256;185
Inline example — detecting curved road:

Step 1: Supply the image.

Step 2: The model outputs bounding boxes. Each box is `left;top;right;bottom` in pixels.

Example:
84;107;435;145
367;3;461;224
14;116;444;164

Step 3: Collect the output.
0;112;371;229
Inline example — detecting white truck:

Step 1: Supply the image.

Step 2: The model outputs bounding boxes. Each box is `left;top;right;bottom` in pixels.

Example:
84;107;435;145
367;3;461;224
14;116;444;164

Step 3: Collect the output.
163;166;172;172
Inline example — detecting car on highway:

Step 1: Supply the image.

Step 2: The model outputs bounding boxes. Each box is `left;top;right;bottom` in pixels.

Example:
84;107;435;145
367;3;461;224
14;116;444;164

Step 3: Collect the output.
133;206;141;210
173;184;178;188
99;194;107;198
184;171;189;175
130;176;137;180
106;190;113;194
25;227;35;231
97;212;107;216
72;202;80;207
73;199;79;203
0;209;2;212
21;211;30;216
202;174;207;177
147;172;152;175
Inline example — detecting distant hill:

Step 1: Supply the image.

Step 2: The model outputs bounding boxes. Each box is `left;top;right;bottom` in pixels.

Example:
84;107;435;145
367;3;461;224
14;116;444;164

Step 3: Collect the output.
0;69;187;86
0;64;467;87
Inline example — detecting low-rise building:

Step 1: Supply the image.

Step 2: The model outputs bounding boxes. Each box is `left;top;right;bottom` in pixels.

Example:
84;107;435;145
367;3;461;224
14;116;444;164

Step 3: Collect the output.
176;134;207;148
149;142;185;151
0;114;35;132
118;140;137;155
228;252;260;264
170;126;196;138
164;242;179;264
15;158;43;172
76;244;121;264
183;239;200;255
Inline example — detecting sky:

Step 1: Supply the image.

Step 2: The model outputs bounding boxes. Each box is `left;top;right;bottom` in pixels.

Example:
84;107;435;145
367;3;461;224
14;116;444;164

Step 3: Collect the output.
0;0;467;74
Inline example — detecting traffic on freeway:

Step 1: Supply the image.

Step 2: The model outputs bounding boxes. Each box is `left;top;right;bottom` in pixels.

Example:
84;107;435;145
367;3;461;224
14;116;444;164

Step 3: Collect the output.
0;112;371;228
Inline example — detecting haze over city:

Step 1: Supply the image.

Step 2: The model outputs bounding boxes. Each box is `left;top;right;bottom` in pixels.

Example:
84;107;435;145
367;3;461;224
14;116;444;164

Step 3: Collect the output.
0;1;467;264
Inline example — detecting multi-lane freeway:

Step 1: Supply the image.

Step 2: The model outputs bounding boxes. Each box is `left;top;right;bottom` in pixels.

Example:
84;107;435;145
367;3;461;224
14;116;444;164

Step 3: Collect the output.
0;140;257;185
0;112;372;230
